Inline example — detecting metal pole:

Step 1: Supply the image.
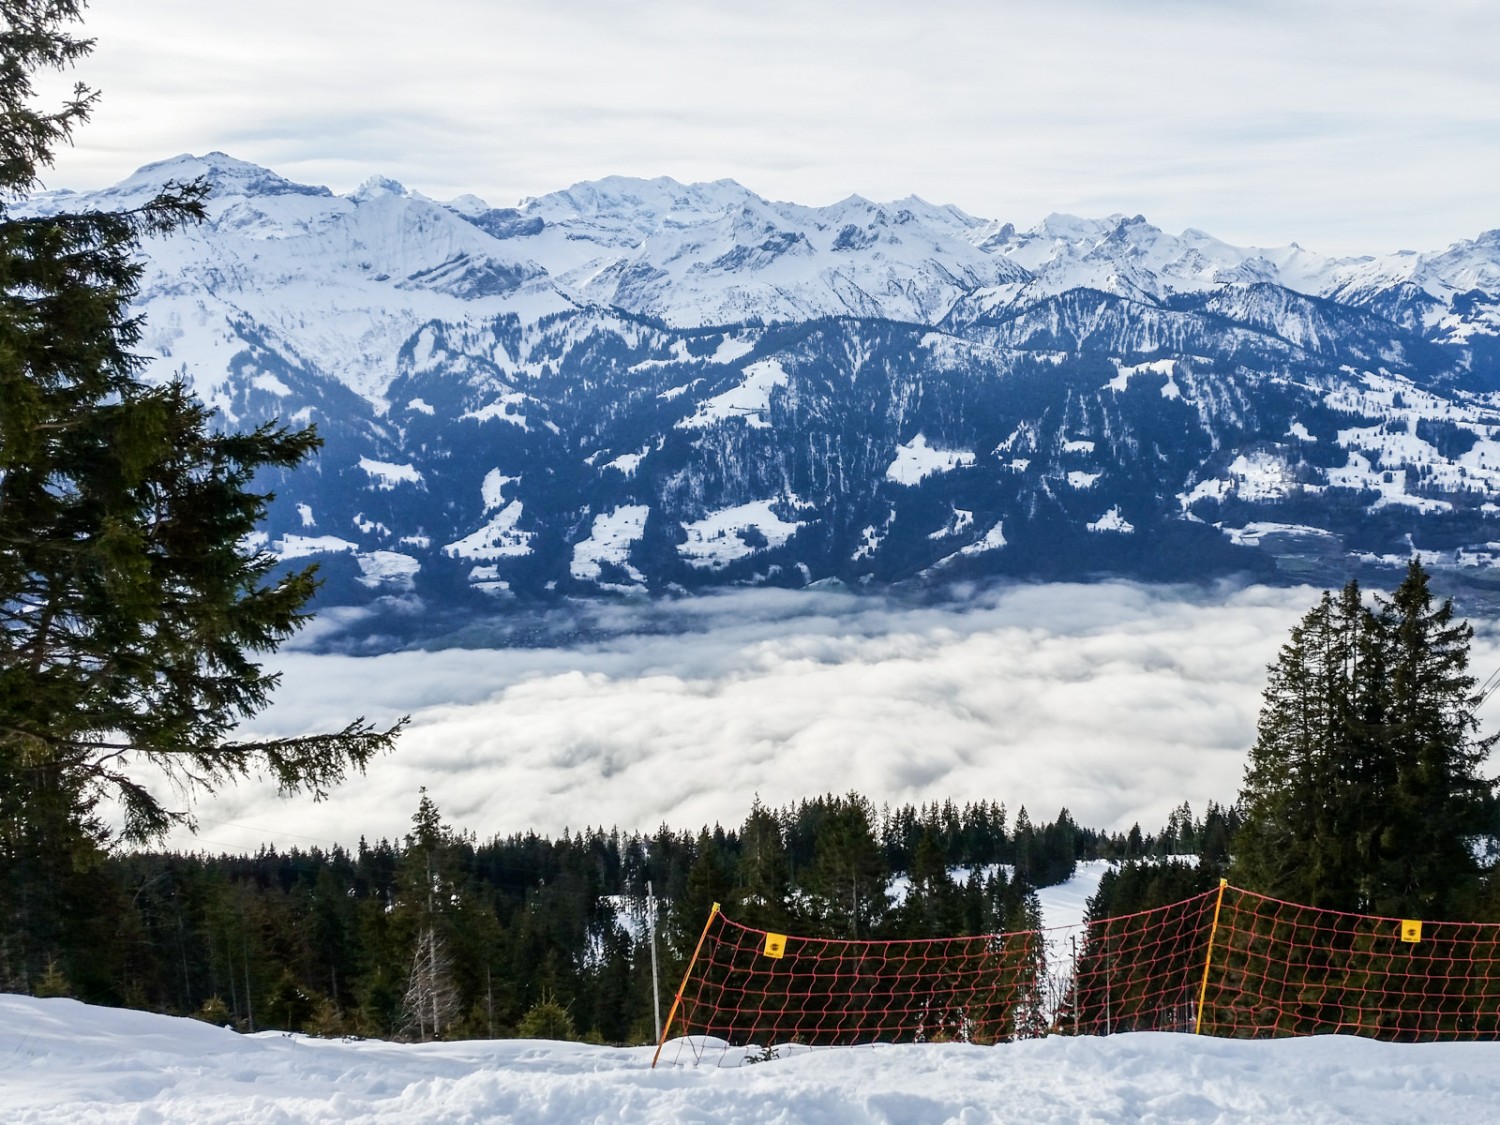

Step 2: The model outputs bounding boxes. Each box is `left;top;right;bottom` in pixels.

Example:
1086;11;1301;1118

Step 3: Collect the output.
647;881;663;1044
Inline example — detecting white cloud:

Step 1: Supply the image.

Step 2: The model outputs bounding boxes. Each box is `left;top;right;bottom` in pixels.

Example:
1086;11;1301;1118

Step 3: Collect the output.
141;582;1500;855
35;1;1500;256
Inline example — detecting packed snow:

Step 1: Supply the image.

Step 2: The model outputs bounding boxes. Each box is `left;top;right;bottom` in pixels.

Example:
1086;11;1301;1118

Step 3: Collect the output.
6;992;1500;1122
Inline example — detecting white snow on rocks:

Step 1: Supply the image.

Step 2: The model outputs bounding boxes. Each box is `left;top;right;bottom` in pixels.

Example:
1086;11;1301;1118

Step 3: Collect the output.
928;507;975;539
1106;357;1178;393
461;393;530;429
886;434;976;485
1222;522;1338;547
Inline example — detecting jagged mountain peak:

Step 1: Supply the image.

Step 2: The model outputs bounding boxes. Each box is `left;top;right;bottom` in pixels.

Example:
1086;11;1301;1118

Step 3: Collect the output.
20;151;1500;628
28;151;333;214
350;174;411;202
528;174;764;223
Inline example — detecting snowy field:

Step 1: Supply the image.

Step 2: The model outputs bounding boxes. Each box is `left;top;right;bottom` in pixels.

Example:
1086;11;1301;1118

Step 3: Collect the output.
6;993;1500;1123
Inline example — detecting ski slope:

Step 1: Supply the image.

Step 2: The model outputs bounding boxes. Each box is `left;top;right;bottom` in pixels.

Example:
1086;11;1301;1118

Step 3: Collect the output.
5;993;1500;1123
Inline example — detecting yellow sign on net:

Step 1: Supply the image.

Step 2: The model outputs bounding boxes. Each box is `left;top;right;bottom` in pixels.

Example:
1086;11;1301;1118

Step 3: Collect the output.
1401;920;1422;944
763;933;787;959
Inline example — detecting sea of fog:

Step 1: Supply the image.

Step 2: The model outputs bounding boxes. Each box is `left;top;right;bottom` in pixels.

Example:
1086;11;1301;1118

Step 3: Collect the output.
139;581;1500;854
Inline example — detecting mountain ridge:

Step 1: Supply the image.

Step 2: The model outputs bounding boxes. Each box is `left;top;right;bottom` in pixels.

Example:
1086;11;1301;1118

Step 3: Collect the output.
19;154;1500;640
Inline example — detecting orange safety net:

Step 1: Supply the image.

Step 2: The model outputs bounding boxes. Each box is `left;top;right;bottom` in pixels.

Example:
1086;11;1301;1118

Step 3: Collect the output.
653;885;1500;1067
1202;885;1500;1040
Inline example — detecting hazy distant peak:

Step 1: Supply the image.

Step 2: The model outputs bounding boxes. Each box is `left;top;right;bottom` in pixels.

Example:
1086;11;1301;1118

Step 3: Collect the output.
129;152;332;201
351;174;410;202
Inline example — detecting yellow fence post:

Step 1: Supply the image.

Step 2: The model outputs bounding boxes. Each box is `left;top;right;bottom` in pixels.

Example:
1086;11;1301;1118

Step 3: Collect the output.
650;901;721;1068
1194;878;1229;1035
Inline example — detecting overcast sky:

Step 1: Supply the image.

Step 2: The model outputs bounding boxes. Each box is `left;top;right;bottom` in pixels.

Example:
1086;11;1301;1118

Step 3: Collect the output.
141;583;1500;854
38;0;1500;256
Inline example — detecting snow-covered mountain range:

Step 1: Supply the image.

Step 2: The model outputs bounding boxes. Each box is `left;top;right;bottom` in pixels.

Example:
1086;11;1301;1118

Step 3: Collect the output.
23;153;1500;632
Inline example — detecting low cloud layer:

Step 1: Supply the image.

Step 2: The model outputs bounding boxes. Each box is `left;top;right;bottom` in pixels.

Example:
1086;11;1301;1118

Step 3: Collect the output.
143;582;1500;854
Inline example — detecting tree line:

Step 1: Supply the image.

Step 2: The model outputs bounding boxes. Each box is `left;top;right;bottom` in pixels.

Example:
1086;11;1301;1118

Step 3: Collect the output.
1;790;1216;1043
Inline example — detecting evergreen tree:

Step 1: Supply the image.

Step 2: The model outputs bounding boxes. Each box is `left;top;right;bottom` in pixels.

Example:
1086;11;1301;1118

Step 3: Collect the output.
0;0;402;863
802;794;887;938
733;798;792;930
1372;563;1497;916
1232;563;1496;918
395;791;465;1041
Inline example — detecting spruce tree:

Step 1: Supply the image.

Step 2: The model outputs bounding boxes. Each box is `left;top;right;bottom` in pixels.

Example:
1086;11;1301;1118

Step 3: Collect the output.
1371;562;1497;916
0;0;402;850
1231;563;1495;917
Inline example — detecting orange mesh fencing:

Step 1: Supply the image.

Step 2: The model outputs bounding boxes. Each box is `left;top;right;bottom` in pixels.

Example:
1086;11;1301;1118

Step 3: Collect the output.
652;884;1500;1067
1202;886;1500;1041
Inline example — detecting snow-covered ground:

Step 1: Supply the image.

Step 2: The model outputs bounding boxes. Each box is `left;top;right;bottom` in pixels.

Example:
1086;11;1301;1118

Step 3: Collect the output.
6;993;1500;1123
1037;859;1113;933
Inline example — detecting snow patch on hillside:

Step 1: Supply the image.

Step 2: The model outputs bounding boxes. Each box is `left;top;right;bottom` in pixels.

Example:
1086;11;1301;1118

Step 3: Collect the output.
462;393;530;429
602;448;649;477
356;551;421;590
274;534;358;558
571;506;650;586
443;501;534;560
358;457;424;489
1230;452;1297;500
679;500;804;569
886;434;976;485
677;359;788;430
1088;507;1135;534
481;469;518;511
959;521;1007;556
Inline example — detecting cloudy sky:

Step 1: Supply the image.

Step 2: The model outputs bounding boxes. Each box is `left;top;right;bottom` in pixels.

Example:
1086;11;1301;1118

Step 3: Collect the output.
39;0;1500;255
148;583;1500;853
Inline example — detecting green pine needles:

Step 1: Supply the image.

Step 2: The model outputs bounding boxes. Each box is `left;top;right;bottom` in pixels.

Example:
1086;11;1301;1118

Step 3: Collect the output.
0;0;402;847
1231;561;1498;919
